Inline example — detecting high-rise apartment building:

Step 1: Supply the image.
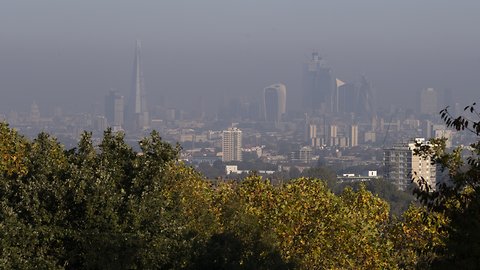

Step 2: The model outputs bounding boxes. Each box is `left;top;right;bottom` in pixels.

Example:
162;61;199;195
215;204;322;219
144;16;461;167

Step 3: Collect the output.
384;138;436;191
329;124;338;147
127;40;149;131
306;124;318;147
105;90;124;127
302;52;335;114
350;124;358;147
222;127;242;162
262;83;286;124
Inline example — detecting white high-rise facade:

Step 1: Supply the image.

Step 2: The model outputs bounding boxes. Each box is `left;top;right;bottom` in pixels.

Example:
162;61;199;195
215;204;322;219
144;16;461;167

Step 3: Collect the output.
222;127;242;162
384;138;437;191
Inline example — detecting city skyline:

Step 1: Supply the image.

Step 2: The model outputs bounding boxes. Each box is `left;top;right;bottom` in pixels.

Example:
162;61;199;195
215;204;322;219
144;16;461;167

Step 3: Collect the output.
1;1;479;115
0;40;462;121
1;2;480;267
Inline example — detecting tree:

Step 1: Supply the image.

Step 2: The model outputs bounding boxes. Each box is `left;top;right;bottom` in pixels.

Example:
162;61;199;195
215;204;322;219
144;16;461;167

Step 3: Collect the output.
300;166;337;188
390;206;447;269
0;122;451;269
0;126;219;269
197;161;225;179
335;178;416;216
0;123;28;177
0;125;67;268
202;175;292;269
414;102;480;269
288;166;301;179
209;175;415;269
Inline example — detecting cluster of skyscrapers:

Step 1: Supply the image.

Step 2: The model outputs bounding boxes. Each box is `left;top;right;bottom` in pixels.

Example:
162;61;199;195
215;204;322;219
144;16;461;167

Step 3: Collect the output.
300;52;376;150
21;43;452;192
104;47;378;135
302;52;374;117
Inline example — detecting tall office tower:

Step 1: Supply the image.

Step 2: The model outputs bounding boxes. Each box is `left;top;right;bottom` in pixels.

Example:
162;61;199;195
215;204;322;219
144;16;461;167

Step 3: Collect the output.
127;40;149;131
247;101;261;121
420;88;438;116
350;124;359;147
222;127;242;162
302;52;335;114
357;76;374;117
336;79;356;114
440;88;453;109
105;90;125;127
219;98;244;122
262;83;286;124
384;138;437;191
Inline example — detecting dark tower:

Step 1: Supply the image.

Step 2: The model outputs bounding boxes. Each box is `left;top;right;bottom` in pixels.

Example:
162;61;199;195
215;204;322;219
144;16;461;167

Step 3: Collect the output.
357;75;374;117
302;52;335;115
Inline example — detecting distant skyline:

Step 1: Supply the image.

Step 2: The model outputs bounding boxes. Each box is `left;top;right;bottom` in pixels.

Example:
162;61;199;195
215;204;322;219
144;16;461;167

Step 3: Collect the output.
1;1;479;115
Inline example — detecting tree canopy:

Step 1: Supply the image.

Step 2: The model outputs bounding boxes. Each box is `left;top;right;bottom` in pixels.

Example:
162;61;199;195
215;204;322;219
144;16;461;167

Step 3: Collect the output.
0;123;449;269
413;103;480;269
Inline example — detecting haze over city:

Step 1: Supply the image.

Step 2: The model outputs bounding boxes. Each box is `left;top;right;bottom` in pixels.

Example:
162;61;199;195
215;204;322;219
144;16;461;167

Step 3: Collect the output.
1;0;479;114
3;2;480;268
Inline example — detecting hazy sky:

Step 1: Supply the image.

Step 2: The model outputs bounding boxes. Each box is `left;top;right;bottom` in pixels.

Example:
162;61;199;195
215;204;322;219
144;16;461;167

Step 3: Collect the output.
1;1;479;114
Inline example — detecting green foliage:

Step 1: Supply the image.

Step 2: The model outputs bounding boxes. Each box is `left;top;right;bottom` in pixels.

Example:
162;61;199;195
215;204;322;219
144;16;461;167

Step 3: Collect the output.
0;123;448;269
210;177;437;269
0;124;67;268
390;206;448;269
204;176;291;269
0;126;217;269
0;123;28;177
335;178;416;216
414;103;480;269
270;180;396;269
197;161;225;179
300;166;337;188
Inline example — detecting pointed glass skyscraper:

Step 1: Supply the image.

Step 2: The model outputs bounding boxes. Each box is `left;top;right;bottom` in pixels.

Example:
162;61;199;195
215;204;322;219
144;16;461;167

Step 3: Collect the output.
128;40;149;131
